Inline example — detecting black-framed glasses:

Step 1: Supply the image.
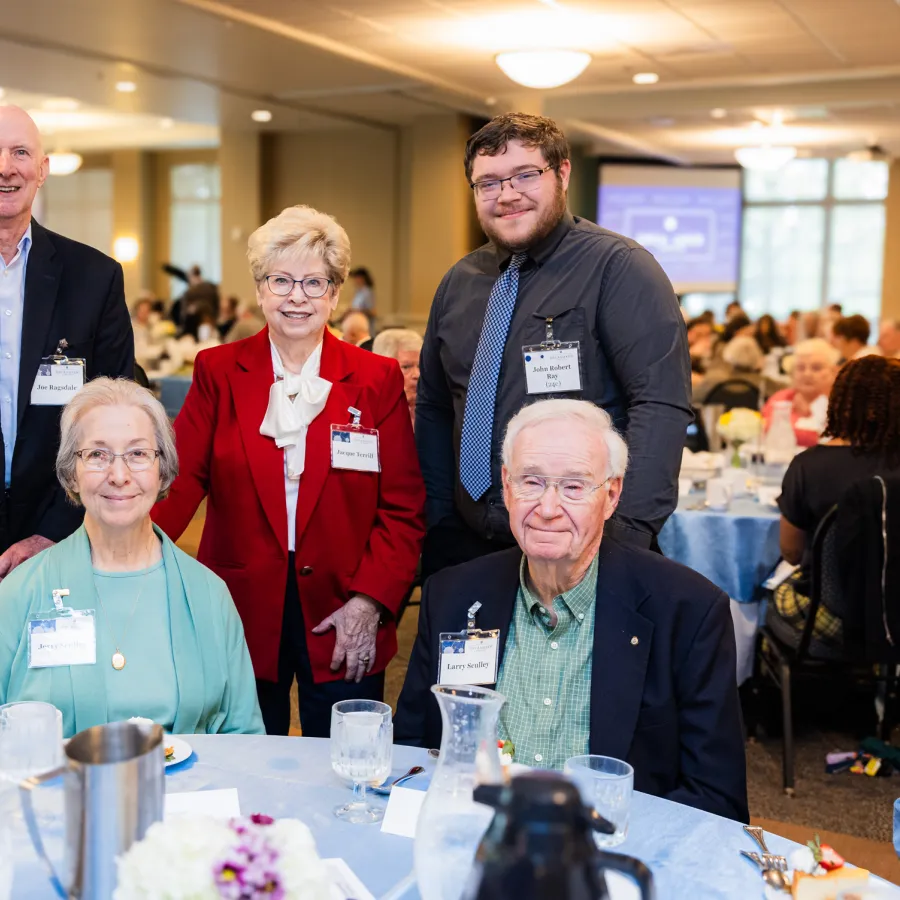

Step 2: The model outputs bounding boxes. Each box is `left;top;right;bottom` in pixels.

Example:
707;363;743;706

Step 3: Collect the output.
264;274;334;299
75;448;161;472
470;165;555;200
506;473;609;504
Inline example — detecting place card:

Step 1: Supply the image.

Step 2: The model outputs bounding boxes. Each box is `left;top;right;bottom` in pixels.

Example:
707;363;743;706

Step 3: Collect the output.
164;788;241;820
323;858;375;900
380;785;426;838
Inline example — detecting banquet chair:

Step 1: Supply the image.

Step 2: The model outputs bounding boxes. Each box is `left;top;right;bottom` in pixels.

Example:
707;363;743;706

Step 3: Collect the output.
758;484;900;796
702;378;760;412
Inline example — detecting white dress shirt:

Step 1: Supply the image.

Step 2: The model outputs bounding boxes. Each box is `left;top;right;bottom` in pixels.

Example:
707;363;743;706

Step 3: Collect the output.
0;226;31;486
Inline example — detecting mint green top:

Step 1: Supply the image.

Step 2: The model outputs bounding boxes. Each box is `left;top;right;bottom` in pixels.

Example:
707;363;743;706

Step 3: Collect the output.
496;553;598;770
92;559;179;730
0;525;264;738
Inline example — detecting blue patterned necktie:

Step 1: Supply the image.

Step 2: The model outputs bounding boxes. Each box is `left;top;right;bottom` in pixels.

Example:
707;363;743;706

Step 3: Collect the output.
459;252;528;501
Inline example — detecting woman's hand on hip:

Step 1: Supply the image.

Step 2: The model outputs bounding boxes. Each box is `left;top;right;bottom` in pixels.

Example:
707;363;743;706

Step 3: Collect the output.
311;594;381;683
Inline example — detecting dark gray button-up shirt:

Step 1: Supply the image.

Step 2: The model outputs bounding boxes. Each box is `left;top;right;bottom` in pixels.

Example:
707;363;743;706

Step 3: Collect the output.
415;211;692;547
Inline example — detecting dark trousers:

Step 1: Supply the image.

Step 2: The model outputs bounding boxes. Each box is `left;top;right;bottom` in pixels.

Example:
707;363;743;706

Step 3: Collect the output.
256;553;385;738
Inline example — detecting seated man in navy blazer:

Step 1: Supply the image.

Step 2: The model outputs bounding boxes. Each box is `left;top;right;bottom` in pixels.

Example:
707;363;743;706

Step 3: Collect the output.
395;398;748;823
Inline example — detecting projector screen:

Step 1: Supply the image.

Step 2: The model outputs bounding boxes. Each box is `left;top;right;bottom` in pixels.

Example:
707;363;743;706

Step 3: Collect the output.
597;164;742;294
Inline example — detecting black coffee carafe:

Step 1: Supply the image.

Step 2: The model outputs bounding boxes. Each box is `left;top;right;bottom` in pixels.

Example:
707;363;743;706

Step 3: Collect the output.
465;771;655;900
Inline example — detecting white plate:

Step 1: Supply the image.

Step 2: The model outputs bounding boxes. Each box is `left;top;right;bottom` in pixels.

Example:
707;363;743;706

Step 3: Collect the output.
164;736;192;767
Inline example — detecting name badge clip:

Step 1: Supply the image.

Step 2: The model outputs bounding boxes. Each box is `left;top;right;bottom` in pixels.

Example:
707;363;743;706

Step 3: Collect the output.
466;601;482;633
348;406;363;428
51;588;70;613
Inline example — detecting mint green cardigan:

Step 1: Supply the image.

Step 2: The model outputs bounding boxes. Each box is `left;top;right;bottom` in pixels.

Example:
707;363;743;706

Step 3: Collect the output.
0;525;264;738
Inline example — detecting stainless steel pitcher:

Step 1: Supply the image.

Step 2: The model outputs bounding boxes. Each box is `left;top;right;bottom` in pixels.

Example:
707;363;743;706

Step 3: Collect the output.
19;721;165;900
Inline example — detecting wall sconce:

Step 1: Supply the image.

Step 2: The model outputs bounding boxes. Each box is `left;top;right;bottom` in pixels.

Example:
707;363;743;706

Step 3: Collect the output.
113;236;140;263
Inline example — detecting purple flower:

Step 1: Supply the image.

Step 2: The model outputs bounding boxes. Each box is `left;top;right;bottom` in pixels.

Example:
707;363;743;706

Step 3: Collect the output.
250;814;274;826
214;816;284;899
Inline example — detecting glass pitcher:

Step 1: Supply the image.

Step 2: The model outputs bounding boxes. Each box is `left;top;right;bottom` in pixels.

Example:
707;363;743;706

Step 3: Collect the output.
764;399;798;465
414;684;506;900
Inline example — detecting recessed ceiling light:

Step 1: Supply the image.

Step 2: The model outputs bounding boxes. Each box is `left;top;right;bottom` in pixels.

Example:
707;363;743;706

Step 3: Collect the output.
115;81;137;93
47;152;83;176
42;98;80;111
495;50;592;89
710;108;727;119
159;117;174;129
633;72;659;85
734;146;797;170
251;109;273;123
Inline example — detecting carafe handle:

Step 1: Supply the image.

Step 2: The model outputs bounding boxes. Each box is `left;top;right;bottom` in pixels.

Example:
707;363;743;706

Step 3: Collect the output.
595;850;655;900
19;766;68;900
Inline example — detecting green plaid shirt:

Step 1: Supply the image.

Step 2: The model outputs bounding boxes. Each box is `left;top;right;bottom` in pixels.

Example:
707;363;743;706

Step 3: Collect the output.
496;553;598;770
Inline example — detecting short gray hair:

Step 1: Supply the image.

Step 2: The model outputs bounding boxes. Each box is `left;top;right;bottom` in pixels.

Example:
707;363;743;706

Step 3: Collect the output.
794;337;841;365
501;399;629;479
722;335;763;371
247;205;351;286
56;378;178;504
372;329;423;360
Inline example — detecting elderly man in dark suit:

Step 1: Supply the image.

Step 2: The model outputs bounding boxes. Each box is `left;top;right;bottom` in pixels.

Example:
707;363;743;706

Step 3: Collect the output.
395;397;748;823
0;106;133;575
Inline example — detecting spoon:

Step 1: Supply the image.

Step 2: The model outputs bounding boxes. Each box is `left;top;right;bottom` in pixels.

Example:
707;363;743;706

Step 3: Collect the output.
369;766;425;796
741;850;788;892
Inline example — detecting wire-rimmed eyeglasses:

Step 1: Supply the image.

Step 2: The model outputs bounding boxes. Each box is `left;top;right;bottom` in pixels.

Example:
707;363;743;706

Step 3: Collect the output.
470;165;555;200
506;473;609;503
264;274;334;299
75;448;161;472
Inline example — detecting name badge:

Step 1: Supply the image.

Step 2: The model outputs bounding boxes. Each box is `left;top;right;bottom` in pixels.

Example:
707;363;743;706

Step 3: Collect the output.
438;630;500;686
28;609;97;668
31;361;85;406
330;426;381;472
522;343;582;394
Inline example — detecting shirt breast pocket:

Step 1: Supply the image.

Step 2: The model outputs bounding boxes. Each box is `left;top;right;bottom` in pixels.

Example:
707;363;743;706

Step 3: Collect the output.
526;301;586;347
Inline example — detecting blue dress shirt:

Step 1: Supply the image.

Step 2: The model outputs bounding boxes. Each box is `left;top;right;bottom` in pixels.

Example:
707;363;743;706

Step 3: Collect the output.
0;226;30;486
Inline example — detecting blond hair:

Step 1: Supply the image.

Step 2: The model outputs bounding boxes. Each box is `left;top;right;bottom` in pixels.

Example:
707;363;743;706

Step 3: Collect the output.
372;329;423;359
247;205;351;286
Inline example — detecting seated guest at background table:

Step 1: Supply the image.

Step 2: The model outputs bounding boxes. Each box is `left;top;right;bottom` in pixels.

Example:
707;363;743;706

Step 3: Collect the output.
799;310;821;342
755;314;788;355
831;314;881;363
372;328;422;428
725;300;745;322
341;310;373;350
762;338;840;447
153;205;425;739
693;334;766;404
0;378;263;738
686;317;714;369
769;356;900;652
878;319;900;359
395;398;749;823
708;313;757;368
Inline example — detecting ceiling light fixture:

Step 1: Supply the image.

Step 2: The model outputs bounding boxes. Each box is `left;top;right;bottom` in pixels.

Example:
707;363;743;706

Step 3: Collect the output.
734;145;797;171
710;108;727;119
115;81;137;93
47;152;83;176
632;72;659;85
113;236;140;263
251;109;273;123
495;50;591;89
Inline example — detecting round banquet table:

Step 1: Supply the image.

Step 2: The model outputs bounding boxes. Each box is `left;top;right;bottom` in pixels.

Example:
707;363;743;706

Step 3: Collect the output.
9;734;899;900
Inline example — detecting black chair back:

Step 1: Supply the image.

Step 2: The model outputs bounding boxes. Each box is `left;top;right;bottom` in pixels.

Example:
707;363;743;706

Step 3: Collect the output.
796;505;839;660
702;377;760;412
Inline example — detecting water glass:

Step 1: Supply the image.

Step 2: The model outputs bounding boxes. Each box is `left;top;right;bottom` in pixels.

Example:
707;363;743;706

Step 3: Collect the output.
330;700;392;824
0;702;63;783
564;755;633;848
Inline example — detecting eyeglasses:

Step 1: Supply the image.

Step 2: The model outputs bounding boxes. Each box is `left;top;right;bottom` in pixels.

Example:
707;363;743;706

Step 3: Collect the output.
507;473;609;504
264;274;333;299
75;448;161;472
470;165;555;200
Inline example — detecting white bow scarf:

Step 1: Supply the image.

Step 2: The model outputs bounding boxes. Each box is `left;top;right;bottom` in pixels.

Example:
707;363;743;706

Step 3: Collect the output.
259;340;332;479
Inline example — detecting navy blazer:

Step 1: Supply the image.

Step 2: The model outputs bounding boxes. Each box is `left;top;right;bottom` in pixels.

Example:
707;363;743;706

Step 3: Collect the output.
394;538;749;823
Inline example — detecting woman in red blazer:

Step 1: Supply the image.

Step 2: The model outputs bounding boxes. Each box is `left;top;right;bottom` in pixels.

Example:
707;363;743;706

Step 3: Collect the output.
153;205;425;737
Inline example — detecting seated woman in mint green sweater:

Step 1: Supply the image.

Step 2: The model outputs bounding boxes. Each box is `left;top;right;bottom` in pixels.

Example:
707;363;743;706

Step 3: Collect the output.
0;377;264;738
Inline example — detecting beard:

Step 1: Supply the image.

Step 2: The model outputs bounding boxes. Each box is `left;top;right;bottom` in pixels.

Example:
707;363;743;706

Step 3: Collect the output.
478;179;568;253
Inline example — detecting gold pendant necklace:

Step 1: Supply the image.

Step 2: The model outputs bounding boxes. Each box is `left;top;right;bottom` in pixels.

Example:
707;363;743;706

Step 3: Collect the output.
92;540;159;671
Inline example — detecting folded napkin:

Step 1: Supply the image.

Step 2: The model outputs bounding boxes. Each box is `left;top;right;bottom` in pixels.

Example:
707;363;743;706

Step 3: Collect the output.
259;341;331;479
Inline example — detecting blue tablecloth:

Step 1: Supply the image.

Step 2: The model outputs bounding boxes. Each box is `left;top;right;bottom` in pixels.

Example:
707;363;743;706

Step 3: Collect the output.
659;496;781;603
10;734;899;899
156;375;193;418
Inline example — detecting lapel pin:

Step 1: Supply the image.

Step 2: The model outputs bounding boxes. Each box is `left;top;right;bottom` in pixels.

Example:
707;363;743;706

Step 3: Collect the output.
630;636;639;646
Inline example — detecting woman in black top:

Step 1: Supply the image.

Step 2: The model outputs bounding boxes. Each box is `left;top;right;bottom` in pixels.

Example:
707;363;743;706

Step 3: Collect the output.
771;355;900;649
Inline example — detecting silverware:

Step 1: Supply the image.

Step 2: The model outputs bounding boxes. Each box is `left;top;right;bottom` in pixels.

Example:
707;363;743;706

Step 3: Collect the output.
428;748;440;759
369;765;425;796
744;825;788;870
741;850;788;891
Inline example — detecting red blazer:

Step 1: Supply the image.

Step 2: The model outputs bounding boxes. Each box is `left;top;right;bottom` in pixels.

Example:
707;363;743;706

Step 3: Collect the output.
152;327;426;683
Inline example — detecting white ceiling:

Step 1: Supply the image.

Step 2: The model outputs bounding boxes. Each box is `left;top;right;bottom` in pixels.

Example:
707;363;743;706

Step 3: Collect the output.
1;0;900;160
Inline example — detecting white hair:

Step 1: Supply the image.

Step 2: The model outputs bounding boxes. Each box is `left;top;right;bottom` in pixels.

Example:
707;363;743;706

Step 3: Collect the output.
247;205;351;286
501;399;629;479
722;335;763;371
372;329;423;359
794;337;841;366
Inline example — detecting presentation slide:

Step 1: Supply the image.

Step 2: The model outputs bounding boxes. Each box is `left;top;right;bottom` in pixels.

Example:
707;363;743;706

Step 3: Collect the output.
597;165;742;294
